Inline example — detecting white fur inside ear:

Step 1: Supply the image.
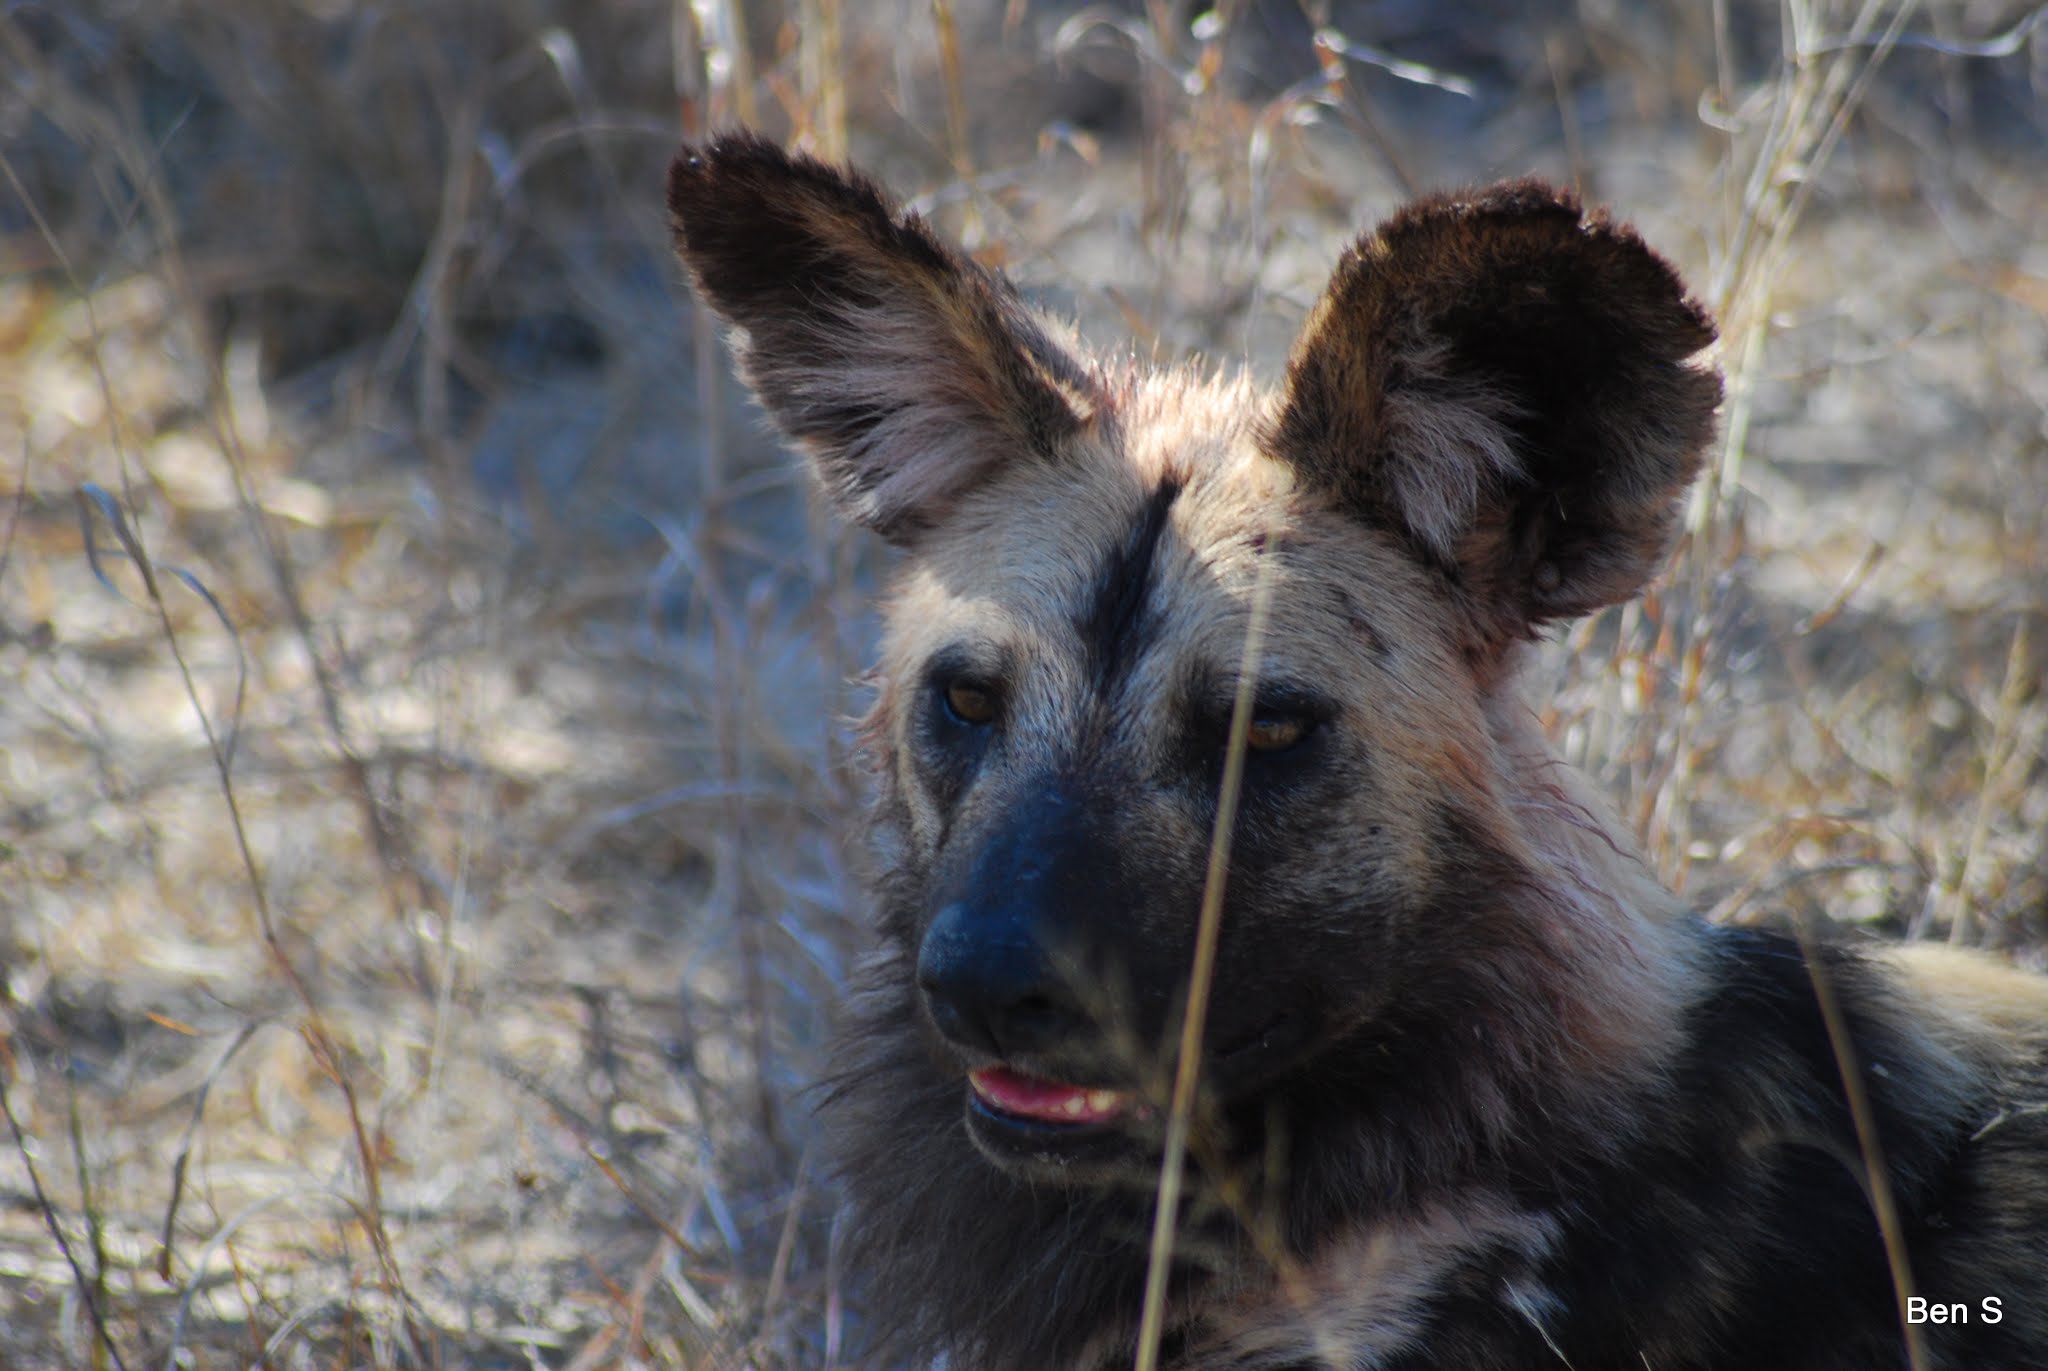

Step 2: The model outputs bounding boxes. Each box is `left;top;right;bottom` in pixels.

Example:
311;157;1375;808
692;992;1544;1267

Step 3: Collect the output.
1376;347;1526;561
726;293;1090;540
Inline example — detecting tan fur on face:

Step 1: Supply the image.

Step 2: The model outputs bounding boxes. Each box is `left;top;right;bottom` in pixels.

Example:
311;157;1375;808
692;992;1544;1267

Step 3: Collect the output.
868;359;1698;1092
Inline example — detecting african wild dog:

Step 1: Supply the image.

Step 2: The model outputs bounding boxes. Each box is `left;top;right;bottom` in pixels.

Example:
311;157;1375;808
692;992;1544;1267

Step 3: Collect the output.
667;133;2048;1370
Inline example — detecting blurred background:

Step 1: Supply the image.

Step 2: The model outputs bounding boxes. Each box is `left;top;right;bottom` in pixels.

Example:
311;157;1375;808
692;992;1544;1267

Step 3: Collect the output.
1;1;2044;1365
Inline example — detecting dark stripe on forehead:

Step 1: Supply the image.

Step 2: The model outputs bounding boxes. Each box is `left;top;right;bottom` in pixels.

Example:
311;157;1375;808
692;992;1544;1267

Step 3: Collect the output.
1079;478;1183;692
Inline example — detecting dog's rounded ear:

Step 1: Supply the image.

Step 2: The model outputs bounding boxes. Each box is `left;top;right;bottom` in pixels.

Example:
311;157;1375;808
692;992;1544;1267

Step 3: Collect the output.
1267;180;1722;646
668;132;1099;545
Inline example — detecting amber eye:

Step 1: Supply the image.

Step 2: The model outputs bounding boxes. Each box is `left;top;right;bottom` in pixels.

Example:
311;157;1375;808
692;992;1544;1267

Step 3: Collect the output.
943;681;998;726
1244;715;1308;753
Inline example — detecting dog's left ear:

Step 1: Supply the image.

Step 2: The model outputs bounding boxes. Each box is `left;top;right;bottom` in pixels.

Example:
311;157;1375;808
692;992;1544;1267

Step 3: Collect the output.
1269;180;1721;642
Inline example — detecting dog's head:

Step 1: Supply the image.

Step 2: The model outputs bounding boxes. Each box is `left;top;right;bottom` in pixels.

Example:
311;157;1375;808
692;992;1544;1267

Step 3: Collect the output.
669;133;1719;1181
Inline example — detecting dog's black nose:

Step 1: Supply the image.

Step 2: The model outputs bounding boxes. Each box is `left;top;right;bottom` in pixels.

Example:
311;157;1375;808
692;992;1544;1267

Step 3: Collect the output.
917;903;1087;1058
916;781;1129;1058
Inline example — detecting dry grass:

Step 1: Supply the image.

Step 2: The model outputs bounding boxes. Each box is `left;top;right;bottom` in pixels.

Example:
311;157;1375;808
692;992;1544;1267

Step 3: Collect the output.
0;2;2043;1367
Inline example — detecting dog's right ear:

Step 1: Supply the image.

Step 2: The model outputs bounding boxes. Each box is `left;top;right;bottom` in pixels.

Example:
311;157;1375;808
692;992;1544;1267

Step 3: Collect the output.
669;132;1098;544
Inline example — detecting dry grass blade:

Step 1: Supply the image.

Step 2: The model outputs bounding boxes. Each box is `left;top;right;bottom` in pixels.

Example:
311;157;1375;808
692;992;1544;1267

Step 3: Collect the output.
0;436;27;589
805;0;849;160
165;1185;356;1366
932;0;974;180
1942;618;2034;946
0;1049;132;1371
1792;917;1929;1371
1133;505;1284;1371
153;1022;261;1283
1312;26;1477;97
75;484;250;772
1808;2;2048;56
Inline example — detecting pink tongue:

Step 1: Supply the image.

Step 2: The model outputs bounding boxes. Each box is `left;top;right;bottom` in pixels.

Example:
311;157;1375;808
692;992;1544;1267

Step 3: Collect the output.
970;1067;1125;1124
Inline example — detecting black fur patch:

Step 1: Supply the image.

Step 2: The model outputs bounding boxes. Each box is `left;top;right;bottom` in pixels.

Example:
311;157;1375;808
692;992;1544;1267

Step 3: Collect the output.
1080;479;1183;693
1361;926;2036;1371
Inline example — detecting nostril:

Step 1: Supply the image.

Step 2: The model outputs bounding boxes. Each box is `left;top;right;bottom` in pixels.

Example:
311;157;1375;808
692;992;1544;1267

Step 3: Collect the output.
918;966;1086;1059
921;981;1080;1058
923;986;1000;1056
917;904;1087;1058
984;988;1083;1058
1008;992;1060;1025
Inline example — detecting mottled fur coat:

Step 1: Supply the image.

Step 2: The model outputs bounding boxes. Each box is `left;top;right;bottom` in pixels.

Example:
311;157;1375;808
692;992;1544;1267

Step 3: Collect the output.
667;132;2048;1371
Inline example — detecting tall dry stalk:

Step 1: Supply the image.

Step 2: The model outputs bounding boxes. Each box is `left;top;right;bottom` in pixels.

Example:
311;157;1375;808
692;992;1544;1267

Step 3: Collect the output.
1649;0;1914;887
1132;502;1285;1371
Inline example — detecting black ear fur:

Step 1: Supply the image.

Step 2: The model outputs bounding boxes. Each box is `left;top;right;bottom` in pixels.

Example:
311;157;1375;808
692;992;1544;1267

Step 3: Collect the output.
1269;179;1722;642
667;132;1097;544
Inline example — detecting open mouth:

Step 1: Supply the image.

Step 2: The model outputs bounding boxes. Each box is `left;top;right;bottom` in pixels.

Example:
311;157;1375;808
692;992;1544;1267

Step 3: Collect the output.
968;1067;1139;1129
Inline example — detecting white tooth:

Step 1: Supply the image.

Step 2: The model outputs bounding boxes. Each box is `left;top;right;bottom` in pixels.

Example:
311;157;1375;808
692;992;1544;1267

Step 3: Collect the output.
1063;1095;1085;1116
1087;1090;1120;1113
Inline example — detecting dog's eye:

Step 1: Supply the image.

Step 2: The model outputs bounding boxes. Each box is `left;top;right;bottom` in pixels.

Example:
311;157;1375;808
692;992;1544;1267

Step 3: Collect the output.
942;681;998;726
1245;715;1309;753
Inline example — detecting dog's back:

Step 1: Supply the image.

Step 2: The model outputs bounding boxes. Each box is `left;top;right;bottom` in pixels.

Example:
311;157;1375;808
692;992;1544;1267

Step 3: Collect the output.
1177;930;2048;1370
